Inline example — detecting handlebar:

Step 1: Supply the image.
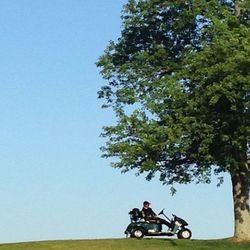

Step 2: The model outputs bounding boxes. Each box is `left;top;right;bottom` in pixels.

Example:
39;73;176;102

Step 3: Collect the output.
158;209;165;215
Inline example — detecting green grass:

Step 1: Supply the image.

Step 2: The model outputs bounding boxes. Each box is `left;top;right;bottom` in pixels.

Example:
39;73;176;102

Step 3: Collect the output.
0;239;249;250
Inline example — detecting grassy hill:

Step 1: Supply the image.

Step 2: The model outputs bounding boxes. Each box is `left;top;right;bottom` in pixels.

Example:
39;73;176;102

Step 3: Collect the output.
0;239;250;250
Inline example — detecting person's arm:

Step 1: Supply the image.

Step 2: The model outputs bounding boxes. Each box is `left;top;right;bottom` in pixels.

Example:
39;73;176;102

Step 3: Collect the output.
149;208;157;217
141;208;146;218
141;208;151;221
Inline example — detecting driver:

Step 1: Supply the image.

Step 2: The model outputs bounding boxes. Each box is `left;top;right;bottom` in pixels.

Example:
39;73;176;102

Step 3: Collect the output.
141;201;173;229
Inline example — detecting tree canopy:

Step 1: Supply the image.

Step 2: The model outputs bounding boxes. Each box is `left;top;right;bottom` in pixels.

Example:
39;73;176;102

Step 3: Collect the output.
97;0;250;241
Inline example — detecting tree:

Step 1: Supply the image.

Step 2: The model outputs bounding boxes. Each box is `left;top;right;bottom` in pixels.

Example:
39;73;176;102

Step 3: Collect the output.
97;0;250;241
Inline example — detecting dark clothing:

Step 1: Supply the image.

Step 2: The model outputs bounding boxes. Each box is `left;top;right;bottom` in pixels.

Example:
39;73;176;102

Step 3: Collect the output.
141;207;172;228
141;207;156;221
156;218;172;228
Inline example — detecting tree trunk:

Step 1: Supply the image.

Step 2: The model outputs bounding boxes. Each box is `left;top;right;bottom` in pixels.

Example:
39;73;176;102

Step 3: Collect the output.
231;167;250;242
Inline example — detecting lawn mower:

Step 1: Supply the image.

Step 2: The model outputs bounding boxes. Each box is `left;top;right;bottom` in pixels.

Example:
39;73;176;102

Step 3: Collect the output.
124;208;192;239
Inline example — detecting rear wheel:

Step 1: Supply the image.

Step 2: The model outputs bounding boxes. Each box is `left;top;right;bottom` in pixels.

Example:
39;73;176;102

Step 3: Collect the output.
177;228;192;239
131;228;145;239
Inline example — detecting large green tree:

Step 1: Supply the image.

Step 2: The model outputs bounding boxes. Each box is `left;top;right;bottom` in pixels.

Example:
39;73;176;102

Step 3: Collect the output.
97;0;250;241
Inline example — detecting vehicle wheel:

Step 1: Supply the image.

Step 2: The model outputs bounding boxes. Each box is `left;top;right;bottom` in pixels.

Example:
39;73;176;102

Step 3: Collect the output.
131;228;145;239
177;228;192;239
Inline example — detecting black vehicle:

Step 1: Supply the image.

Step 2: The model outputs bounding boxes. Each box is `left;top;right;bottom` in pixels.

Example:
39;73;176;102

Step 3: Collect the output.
125;208;192;239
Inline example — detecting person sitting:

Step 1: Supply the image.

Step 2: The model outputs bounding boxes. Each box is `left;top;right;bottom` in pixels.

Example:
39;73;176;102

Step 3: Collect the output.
141;201;174;230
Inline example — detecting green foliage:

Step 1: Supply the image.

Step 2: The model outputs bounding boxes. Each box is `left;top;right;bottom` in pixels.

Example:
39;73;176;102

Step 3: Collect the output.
182;15;250;175
97;0;250;188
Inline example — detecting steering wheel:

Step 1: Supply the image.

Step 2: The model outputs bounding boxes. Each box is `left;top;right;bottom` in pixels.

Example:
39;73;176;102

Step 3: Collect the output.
158;209;165;215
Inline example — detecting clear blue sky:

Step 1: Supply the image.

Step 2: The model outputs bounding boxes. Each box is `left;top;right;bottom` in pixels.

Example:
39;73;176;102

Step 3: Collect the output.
0;0;234;243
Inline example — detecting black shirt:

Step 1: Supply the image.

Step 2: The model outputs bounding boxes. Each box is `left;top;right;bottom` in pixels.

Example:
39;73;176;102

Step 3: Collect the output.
141;207;156;221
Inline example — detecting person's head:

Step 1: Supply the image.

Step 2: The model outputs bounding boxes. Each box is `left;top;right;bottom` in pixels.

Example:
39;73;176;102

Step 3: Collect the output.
143;201;150;208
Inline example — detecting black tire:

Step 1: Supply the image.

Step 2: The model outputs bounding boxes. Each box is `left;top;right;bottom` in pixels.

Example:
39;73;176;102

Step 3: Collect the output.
177;228;192;239
131;228;145;239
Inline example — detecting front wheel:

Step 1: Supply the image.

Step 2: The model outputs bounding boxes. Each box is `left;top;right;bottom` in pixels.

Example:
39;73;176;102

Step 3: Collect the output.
177;228;192;239
131;228;145;239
